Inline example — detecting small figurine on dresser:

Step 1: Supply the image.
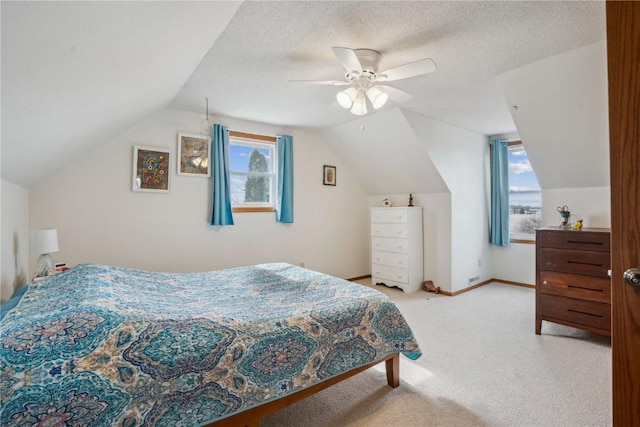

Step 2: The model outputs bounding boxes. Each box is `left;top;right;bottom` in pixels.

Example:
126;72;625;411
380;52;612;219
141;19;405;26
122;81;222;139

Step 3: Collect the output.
408;194;414;207
572;219;583;230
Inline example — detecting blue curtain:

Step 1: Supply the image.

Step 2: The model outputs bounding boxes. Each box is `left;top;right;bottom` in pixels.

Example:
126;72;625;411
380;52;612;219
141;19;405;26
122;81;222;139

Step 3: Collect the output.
211;124;234;226
276;135;294;223
490;139;509;246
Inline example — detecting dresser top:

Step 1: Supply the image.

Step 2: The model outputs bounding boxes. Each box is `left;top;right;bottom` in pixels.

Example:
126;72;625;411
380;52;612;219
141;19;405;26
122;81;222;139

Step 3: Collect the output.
370;206;422;210
536;226;611;233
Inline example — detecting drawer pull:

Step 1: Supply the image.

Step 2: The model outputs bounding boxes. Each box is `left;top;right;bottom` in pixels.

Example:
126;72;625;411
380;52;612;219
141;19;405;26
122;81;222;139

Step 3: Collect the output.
567;284;604;293
567;240;604;246
567;261;604;267
567;309;604;318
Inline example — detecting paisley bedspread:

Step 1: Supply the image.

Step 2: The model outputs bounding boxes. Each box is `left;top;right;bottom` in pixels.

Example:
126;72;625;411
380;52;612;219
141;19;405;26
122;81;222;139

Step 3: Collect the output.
0;263;421;426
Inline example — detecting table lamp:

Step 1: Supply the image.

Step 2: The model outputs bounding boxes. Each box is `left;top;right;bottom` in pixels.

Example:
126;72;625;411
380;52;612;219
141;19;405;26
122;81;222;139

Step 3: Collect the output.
35;228;59;277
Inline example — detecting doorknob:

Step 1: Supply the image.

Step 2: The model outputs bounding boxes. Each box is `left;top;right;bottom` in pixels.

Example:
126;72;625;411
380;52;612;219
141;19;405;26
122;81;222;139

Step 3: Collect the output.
623;268;640;288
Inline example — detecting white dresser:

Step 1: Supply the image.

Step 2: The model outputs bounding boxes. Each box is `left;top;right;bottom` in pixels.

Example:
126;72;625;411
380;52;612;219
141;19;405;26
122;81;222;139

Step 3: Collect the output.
370;207;423;293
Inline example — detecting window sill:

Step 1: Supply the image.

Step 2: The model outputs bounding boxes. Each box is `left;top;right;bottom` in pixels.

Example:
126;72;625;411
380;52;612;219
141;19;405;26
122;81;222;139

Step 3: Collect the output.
232;207;275;213
510;238;535;244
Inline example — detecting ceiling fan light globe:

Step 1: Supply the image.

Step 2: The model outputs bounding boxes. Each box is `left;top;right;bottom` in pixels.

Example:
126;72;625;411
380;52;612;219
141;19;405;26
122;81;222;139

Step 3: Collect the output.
337;87;357;109
366;86;389;109
350;96;367;116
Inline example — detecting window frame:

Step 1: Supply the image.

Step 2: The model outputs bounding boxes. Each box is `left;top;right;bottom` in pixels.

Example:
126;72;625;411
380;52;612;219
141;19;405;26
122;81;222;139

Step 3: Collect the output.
507;140;541;244
228;131;277;213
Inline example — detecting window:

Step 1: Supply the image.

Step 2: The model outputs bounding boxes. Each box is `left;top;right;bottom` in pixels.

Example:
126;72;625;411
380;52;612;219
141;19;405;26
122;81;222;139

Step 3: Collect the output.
508;141;541;241
228;131;277;213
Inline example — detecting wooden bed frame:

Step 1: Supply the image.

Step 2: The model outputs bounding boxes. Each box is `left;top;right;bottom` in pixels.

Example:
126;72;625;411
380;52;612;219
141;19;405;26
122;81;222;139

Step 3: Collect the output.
206;353;400;427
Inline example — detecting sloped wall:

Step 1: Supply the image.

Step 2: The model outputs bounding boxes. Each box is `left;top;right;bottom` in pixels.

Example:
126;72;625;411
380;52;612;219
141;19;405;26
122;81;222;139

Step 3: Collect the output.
496;41;609;190
402;110;490;293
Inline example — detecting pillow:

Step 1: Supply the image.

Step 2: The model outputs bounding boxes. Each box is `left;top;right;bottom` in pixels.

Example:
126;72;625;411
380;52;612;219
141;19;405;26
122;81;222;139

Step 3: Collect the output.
0;285;29;321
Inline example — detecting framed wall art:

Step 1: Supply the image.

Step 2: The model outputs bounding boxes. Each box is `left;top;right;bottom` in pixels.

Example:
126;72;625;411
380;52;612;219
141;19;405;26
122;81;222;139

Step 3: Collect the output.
323;165;336;186
177;133;211;177
132;146;171;193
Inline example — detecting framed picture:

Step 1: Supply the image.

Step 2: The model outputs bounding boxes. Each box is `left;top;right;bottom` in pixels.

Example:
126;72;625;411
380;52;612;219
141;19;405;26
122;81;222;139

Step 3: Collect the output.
177;133;210;177
323;165;336;186
132;146;171;193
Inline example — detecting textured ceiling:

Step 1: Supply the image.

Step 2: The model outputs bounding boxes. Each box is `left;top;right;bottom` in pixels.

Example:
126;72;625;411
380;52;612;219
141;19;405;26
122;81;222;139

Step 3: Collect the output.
171;1;606;134
1;1;606;188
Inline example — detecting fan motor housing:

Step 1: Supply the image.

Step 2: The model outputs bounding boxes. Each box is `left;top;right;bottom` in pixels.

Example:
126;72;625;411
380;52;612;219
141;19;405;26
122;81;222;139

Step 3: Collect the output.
345;49;381;81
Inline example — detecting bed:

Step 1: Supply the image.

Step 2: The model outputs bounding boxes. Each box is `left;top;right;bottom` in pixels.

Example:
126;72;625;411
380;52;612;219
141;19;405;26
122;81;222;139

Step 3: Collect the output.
0;263;421;426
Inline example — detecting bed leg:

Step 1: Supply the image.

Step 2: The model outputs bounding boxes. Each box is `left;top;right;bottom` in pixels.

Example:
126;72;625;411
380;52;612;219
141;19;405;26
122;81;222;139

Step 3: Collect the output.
385;353;400;388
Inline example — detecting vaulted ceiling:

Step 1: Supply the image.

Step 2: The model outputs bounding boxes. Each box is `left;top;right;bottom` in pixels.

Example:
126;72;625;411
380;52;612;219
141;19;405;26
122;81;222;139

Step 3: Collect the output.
1;1;606;188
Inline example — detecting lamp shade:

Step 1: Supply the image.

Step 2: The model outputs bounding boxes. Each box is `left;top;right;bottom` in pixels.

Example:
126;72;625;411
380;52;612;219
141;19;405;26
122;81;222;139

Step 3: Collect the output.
350;94;368;116
336;87;357;109
366;86;389;109
37;229;59;255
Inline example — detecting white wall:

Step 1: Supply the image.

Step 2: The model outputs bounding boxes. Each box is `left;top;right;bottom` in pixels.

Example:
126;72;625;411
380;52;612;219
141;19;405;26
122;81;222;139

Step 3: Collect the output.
403;110;491;293
542;186;610;228
1;180;30;301
489;243;536;285
496;41;609;190
28;108;370;281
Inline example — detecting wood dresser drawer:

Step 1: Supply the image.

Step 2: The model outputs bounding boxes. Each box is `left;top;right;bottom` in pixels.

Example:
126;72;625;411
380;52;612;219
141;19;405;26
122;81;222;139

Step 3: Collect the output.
539;294;611;333
539;271;611;304
538;229;610;252
538;248;610;277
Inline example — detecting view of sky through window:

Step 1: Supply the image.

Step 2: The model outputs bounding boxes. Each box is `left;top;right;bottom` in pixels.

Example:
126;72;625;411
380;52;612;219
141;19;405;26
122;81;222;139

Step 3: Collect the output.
508;144;541;236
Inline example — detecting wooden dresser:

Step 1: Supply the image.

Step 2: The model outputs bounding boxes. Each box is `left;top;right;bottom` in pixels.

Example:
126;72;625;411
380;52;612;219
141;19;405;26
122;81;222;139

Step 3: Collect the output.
370;207;423;293
535;227;611;336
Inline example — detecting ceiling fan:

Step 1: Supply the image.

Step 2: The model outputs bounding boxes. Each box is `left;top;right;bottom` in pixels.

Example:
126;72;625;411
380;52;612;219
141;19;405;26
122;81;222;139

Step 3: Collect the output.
290;47;436;116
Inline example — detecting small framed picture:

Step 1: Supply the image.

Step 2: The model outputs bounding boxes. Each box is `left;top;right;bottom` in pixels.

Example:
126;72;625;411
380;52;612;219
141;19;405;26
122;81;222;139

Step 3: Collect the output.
177;133;210;177
132;146;171;193
323;165;336;186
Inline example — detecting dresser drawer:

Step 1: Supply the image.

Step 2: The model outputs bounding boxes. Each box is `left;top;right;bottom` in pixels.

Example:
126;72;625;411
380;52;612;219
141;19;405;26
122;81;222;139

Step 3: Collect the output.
372;264;408;284
539;294;610;332
539;271;611;304
371;209;408;224
371;237;408;254
371;223;408;239
538;230;610;252
538;248;610;277
372;250;408;269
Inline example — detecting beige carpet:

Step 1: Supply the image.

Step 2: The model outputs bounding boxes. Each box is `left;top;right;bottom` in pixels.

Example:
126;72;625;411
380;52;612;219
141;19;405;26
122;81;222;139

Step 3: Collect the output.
261;281;611;427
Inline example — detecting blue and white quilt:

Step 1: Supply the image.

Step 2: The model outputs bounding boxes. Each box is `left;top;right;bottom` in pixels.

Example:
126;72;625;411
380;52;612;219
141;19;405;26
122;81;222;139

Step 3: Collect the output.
0;263;421;426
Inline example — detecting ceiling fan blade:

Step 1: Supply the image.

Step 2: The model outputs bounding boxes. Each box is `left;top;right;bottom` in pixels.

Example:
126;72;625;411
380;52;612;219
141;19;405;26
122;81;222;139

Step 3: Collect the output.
332;47;363;75
378;58;436;82
289;79;350;86
377;85;413;103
